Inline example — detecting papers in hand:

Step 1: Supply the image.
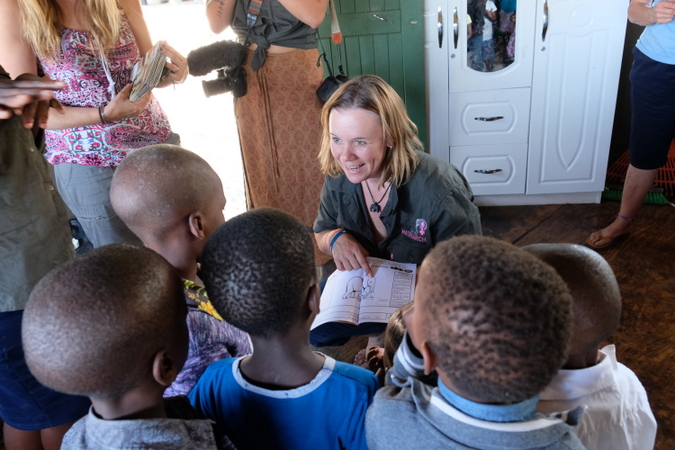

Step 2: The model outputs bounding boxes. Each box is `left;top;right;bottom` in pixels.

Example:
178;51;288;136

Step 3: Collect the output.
311;257;416;329
129;40;168;102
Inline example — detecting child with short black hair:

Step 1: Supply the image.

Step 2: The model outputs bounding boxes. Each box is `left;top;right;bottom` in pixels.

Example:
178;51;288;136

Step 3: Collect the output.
526;243;657;450
110;144;251;397
22;244;218;449
189;207;380;450
366;235;585;450
356;303;410;385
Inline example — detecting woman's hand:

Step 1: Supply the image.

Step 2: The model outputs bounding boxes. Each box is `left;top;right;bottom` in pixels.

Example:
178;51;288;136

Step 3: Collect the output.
651;0;675;23
104;84;151;122
331;233;373;277
160;43;188;86
629;0;675;26
4;75;65;127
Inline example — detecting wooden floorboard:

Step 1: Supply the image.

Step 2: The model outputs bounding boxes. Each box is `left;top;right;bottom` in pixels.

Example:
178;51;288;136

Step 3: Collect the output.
480;201;675;450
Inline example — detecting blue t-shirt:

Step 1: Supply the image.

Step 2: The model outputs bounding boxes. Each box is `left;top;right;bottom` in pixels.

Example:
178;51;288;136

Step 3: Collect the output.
636;1;675;65
189;355;380;450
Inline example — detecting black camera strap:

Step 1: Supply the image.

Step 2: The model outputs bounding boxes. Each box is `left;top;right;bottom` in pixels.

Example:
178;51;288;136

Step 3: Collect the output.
316;31;345;79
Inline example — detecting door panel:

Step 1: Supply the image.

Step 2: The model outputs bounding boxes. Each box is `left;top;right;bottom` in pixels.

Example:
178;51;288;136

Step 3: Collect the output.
527;0;626;194
318;0;426;145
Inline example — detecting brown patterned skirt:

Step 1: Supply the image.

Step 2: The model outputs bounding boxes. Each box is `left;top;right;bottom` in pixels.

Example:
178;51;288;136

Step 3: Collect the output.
235;48;326;234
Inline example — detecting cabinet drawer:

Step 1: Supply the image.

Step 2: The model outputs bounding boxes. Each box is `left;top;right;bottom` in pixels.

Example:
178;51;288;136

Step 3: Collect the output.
450;144;527;196
449;88;531;146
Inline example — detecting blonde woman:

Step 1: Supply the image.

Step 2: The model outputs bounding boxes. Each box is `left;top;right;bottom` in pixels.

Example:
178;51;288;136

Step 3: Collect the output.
0;0;187;248
312;76;482;346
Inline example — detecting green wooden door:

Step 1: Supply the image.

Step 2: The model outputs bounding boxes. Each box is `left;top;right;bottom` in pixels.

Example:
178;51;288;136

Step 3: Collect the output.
317;0;426;147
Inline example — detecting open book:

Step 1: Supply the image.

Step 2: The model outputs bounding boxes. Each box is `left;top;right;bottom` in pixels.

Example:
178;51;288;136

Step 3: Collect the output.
129;40;169;102
311;257;416;333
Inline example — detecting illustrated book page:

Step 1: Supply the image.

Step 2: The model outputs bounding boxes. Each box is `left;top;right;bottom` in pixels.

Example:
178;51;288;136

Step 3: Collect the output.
311;257;416;330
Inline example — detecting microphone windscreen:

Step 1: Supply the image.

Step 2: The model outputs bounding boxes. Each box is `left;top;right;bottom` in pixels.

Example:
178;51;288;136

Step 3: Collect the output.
187;41;247;77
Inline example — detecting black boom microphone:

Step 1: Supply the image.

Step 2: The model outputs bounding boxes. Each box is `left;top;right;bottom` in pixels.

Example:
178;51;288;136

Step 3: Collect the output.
187;40;247;77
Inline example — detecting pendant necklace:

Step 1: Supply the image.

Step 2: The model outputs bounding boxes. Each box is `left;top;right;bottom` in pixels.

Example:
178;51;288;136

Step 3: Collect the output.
364;179;392;213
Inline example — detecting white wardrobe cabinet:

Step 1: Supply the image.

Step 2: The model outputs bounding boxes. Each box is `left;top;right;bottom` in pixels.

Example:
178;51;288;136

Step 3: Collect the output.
424;0;627;205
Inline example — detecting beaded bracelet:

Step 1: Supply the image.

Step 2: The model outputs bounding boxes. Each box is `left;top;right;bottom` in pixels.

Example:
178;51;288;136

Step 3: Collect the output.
98;105;111;124
329;230;347;253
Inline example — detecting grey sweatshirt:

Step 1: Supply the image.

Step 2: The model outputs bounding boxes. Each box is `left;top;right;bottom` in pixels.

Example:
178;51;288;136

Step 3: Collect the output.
365;334;587;450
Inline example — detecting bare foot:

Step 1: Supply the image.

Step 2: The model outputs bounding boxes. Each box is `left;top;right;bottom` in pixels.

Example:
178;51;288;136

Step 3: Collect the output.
586;215;632;249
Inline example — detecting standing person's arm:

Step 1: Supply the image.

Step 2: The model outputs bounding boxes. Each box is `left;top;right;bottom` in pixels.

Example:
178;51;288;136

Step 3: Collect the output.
120;0;153;54
205;0;237;34
44;83;152;129
277;0;328;29
0;0;39;78
628;0;675;26
120;0;187;86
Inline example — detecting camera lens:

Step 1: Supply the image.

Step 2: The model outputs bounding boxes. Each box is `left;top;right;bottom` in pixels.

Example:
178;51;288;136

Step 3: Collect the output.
202;77;232;98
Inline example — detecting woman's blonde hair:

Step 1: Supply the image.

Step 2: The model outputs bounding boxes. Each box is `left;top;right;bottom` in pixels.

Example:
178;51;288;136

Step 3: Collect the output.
318;75;423;188
18;0;121;60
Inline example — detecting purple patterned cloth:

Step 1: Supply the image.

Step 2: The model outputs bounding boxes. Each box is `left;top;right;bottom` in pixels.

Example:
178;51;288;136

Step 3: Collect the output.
164;281;251;398
38;12;171;167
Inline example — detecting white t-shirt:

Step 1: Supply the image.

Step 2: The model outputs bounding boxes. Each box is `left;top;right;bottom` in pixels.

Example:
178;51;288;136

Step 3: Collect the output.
483;1;497;41
537;345;657;450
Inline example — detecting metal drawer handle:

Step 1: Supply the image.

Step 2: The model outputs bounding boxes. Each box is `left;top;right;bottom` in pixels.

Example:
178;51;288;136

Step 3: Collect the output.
453;7;458;49
474;116;504;122
438;7;443;48
474;169;503;174
373;14;393;24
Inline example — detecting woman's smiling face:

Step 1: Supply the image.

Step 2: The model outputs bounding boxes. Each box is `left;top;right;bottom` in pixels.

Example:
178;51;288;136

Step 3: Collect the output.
329;107;389;184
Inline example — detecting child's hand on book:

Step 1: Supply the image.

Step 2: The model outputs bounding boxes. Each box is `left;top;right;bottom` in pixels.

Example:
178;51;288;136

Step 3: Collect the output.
332;233;373;277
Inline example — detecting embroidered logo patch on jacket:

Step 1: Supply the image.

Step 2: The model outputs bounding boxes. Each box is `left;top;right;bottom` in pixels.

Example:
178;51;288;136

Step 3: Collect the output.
401;218;428;243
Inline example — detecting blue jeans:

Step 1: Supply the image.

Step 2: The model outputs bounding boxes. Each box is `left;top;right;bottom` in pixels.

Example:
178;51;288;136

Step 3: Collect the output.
0;310;90;429
468;35;484;72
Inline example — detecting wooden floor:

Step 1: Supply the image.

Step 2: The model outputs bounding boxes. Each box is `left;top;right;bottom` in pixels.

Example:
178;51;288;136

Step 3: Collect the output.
480;200;675;450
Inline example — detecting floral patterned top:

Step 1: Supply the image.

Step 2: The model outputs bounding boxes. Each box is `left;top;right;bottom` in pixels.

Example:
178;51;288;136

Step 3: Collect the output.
39;12;171;167
164;280;252;397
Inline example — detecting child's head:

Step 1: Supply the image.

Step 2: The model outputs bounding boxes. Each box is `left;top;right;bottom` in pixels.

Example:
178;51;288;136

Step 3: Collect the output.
524;243;621;365
22;244;188;404
411;235;573;404
383;303;412;369
110;144;225;246
201;207;317;339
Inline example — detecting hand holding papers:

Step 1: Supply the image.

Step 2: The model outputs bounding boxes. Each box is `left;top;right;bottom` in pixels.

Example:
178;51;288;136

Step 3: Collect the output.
129;41;169;102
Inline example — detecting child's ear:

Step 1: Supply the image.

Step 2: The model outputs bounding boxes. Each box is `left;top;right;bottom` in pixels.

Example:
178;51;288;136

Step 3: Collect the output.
152;349;180;387
307;283;321;317
419;342;438;376
188;212;205;240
